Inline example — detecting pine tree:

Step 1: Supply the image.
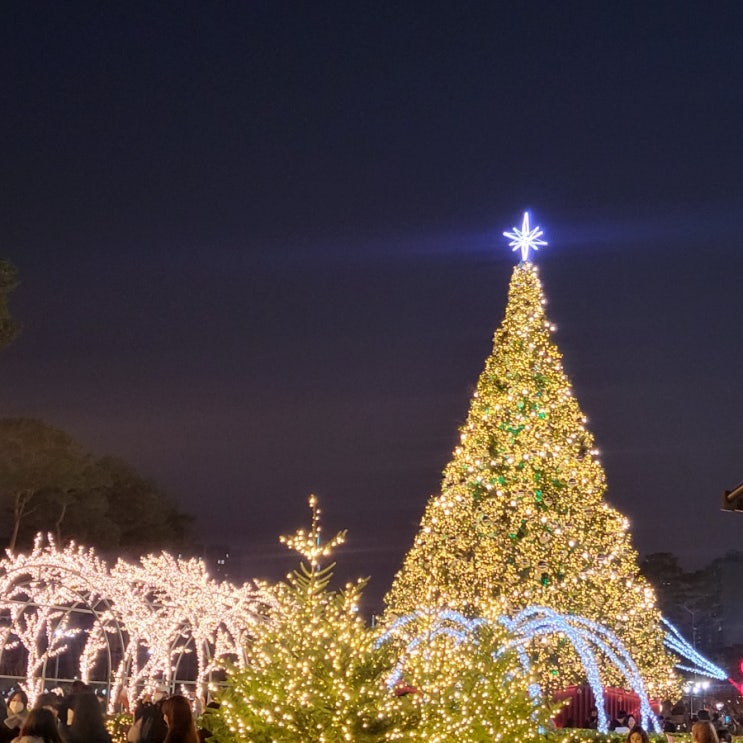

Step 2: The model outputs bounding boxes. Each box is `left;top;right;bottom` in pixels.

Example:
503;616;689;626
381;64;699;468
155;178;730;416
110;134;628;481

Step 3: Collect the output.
207;495;404;743
385;255;678;698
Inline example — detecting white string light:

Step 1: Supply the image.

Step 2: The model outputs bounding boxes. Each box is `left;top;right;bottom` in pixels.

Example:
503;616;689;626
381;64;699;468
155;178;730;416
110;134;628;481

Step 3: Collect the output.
0;535;274;711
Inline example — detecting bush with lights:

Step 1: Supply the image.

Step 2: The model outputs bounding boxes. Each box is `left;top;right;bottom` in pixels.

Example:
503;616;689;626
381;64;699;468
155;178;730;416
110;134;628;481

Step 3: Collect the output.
382;606;554;743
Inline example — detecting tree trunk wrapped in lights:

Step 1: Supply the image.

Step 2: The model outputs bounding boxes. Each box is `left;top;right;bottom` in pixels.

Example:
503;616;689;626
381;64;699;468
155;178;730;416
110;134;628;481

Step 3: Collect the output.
385;258;678;699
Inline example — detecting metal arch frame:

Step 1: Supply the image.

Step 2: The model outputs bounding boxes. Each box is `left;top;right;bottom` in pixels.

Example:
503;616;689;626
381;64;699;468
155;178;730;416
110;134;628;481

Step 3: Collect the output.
0;559;129;700
0;542;270;711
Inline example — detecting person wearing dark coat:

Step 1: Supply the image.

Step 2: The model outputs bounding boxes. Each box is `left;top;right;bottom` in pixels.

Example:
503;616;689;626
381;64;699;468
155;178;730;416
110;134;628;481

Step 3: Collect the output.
66;693;111;743
58;681;88;731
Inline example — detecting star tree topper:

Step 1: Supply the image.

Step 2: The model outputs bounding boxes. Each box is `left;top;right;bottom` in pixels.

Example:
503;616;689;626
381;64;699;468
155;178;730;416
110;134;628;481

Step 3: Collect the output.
503;211;547;261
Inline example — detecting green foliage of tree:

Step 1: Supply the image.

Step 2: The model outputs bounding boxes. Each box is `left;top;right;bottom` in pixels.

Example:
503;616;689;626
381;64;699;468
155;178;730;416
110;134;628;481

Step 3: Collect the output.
0;418;101;551
207;497;405;743
0;418;192;554
386;610;554;743
85;456;192;554
206;497;553;743
0;258;20;349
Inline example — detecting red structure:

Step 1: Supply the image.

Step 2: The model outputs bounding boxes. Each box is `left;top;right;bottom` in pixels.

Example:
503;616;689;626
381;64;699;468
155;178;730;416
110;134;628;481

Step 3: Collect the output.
552;685;660;729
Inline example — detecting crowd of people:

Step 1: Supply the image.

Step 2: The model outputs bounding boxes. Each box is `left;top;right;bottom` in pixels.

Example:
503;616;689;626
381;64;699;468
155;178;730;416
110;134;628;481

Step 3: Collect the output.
0;683;206;743
572;705;734;743
1;683;738;743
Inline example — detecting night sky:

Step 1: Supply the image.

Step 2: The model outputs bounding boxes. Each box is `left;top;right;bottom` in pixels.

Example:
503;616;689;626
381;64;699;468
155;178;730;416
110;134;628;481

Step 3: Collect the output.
2;3;742;613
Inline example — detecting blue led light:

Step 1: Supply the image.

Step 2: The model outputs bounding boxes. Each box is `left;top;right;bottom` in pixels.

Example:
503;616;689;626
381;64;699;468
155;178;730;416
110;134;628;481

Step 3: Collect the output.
662;617;728;680
378;605;666;733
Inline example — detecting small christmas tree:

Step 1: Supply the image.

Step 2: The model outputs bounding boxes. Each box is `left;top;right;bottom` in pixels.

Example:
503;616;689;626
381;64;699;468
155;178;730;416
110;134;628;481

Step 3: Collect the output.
385;214;678;698
207;495;402;743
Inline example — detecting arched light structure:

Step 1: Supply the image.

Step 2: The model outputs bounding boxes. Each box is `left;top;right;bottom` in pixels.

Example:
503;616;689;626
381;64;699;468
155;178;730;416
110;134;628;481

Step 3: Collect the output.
380;605;727;734
0;535;274;711
661;617;728;681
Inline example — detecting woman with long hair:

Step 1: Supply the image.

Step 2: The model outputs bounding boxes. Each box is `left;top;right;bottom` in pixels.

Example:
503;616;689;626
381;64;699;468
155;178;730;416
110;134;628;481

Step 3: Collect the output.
692;720;720;743
161;696;198;743
67;692;111;743
13;708;61;743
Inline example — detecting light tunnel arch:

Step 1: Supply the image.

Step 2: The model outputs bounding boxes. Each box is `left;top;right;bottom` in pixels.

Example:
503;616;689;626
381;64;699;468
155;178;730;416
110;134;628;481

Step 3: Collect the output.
0;536;272;712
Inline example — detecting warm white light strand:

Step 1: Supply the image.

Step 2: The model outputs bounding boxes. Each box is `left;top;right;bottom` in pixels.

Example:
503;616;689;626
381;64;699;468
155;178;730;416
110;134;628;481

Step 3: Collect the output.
0;534;274;711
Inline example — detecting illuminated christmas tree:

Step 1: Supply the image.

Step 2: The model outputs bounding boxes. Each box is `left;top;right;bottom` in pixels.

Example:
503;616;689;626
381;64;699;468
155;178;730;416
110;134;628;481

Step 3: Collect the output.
385;214;678;698
207;495;405;743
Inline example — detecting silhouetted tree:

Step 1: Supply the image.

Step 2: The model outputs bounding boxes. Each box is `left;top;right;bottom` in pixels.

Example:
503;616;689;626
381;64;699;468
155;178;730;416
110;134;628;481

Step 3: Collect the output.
0;418;192;554
0;418;101;551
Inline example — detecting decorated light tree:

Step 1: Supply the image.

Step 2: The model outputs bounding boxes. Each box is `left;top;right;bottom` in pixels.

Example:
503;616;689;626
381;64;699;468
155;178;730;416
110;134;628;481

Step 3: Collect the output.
207;496;553;743
207;496;405;743
385;214;678;698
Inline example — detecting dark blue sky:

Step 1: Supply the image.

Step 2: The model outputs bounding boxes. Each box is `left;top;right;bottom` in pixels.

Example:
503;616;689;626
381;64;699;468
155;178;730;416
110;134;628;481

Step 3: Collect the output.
2;3;742;611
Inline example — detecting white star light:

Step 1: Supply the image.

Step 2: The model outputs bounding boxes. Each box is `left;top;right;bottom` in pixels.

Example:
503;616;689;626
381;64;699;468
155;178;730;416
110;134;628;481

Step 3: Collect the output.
503;211;547;262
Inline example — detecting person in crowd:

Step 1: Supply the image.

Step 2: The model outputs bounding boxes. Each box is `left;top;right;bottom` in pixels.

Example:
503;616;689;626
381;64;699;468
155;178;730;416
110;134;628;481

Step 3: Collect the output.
133;693;152;723
584;706;599;729
609;709;628;732
58;682;88;731
128;689;167;743
32;695;66;742
626;725;650;743
32;697;57;716
11;708;61;743
692;720;720;743
161;696;198;743
66;693;111;743
1;690;29;742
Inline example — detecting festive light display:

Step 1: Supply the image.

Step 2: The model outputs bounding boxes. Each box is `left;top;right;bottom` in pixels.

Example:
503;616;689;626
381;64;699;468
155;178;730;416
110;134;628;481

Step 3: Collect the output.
0;535;273;710
503;211;547;261
380;606;662;734
385;240;679;699
208;497;553;743
208;496;405;743
661;617;728;681
379;607;552;743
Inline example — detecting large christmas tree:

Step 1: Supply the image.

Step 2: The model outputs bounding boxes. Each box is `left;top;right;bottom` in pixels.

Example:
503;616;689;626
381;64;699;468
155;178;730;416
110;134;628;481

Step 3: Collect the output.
385;215;677;697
